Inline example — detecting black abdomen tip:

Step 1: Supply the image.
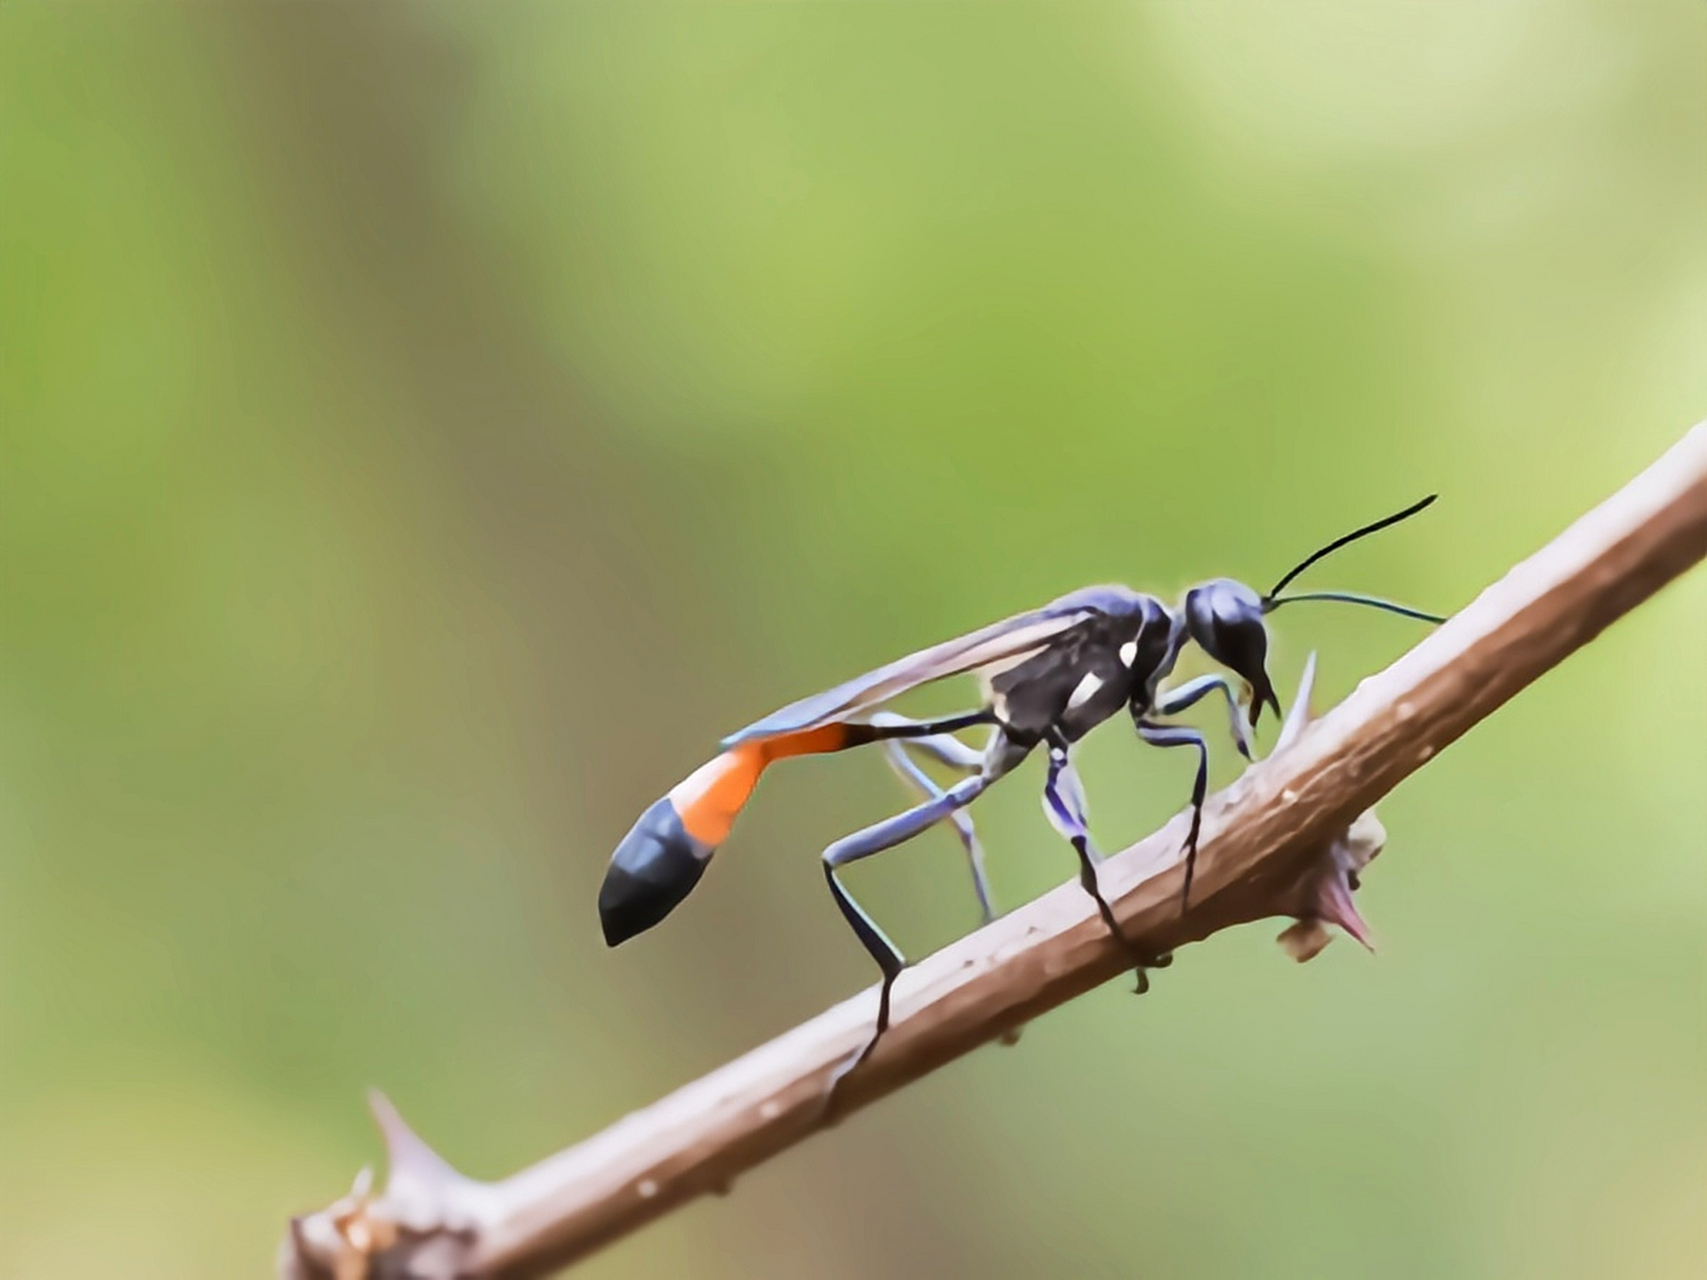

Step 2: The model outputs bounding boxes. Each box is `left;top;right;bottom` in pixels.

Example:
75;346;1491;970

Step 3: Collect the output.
599;797;712;946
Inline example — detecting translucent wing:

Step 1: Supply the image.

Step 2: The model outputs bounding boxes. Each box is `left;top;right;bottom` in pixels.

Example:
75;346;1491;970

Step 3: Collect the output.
720;585;1145;748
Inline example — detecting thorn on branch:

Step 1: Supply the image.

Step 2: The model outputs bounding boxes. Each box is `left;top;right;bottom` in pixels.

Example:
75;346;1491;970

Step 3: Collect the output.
1269;652;1385;963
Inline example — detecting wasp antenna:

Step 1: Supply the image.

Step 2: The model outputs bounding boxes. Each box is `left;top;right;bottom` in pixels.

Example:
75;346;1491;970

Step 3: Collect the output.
1264;495;1437;605
1265;590;1446;625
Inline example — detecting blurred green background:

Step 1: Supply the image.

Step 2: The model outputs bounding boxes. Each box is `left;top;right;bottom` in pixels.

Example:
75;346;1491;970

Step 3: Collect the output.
3;3;1704;1277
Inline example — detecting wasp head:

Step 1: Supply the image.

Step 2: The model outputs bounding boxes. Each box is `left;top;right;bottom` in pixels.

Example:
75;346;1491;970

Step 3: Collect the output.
1182;578;1280;726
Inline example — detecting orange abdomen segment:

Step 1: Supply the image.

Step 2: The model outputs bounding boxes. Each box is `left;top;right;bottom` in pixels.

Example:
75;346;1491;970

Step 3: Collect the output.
668;724;861;846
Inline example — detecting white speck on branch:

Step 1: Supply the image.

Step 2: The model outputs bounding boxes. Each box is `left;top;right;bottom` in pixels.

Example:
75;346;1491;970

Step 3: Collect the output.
281;423;1707;1280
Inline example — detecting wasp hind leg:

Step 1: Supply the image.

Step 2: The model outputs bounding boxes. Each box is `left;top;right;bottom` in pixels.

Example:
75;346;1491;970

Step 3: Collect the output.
820;771;995;1113
878;730;995;927
880;730;1030;1048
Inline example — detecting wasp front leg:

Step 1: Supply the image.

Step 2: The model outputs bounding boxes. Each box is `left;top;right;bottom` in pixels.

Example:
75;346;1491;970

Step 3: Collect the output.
1154;674;1254;761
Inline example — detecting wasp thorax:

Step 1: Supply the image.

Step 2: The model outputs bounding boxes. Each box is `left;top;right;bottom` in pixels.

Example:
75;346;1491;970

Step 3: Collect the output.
1183;578;1279;724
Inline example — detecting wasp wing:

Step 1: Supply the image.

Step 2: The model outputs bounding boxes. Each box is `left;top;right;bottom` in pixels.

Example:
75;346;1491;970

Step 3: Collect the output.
720;585;1144;748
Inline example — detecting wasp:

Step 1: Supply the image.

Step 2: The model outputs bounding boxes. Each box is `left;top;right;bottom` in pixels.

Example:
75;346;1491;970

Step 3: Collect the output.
599;498;1442;1063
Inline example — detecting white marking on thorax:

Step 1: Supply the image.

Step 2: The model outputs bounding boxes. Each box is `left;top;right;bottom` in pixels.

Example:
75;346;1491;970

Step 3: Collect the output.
1066;671;1104;710
1119;641;1138;667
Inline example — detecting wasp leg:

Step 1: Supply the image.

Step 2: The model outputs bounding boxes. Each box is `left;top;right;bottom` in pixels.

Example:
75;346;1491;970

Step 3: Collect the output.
823;772;992;1068
817;727;1036;1115
1154;674;1254;762
1041;736;1156;994
1133;718;1210;909
880;736;995;927
867;716;1028;1047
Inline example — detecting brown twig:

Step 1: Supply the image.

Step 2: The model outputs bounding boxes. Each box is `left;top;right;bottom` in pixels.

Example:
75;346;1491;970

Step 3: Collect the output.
281;423;1707;1280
